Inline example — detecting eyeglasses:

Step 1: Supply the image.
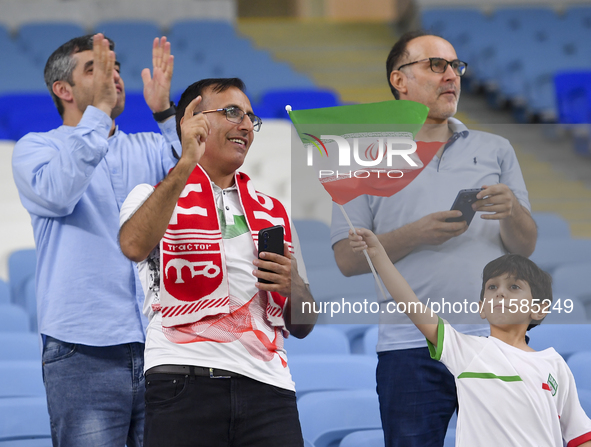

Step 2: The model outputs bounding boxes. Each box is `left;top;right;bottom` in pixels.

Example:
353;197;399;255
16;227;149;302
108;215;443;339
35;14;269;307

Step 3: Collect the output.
197;106;262;132
397;58;468;77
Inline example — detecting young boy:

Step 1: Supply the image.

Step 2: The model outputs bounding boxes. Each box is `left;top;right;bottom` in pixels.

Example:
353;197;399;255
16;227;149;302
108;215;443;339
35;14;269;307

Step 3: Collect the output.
349;228;591;447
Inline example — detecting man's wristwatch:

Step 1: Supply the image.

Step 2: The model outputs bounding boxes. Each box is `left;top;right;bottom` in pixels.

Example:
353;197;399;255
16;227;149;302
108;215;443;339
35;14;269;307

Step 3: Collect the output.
153;101;176;122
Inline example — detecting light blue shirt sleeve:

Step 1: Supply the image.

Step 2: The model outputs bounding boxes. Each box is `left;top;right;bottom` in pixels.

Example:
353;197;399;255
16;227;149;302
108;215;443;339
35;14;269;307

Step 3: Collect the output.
11;105;182;346
12;106;112;218
157;115;182;165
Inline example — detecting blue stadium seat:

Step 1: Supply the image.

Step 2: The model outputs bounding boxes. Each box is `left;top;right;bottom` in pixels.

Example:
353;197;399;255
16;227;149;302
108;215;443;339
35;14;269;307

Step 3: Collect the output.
0;50;45;94
170;60;217;97
8;249;36;307
257;89;340;119
0;279;9;305
294;220;331;244
541;296;588;324
285;326;350;355
554;71;591;125
0;396;51;443
339;429;384;447
169;20;255;89
490;7;557;34
0;24;10;44
444;429;456;447
0;361;45;398
0;304;30;332
523;43;591;122
293;220;335;272
17;22;86;69
531;212;571;239
563;6;591;33
306;268;376;302
0;93;61;141
331;324;377;354
552;263;591;301
22;277;38;333
169;19;315;100
0;333;41;361
420;8;486;43
298;389;381;447
362;326;378;355
115;92;161;134
226;59;315;101
289;354;377;400
94;21;162;92
567;351;591;392
579;389;591;418
168;20;237;53
527;325;591;359
530;239;591;275
0;439;53;446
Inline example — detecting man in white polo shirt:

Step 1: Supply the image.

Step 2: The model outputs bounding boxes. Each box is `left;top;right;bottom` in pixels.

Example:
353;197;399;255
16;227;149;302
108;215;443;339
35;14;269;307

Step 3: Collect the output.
331;31;537;447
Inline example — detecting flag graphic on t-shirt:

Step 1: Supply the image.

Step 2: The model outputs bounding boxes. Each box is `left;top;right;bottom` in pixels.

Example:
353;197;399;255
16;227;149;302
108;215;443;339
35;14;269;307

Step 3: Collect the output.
547;373;558;396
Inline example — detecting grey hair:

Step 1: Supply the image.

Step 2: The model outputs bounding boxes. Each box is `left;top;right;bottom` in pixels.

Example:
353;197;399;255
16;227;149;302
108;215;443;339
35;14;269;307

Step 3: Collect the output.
44;34;114;117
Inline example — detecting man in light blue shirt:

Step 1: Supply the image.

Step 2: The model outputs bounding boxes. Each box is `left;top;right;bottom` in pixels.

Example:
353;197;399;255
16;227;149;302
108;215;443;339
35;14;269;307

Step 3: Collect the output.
12;33;180;446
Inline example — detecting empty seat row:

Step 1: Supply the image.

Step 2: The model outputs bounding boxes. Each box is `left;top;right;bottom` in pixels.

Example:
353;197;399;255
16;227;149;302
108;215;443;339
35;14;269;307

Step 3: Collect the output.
421;6;591;122
0;20;315;100
0;87;341;141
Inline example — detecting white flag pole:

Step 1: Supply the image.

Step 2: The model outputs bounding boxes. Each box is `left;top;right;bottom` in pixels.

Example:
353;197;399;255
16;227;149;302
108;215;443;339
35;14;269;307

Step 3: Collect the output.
338;204;389;301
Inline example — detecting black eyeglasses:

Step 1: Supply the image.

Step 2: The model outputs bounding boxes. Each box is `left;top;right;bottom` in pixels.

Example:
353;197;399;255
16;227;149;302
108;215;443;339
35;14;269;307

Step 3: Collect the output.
197;106;262;132
397;58;468;77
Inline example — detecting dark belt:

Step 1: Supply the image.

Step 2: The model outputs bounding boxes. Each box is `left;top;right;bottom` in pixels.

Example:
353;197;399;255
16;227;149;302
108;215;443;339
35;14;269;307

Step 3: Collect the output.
145;364;241;379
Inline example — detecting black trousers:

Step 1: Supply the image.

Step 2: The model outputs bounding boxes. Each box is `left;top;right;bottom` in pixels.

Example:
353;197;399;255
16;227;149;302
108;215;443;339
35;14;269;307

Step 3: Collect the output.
144;371;304;447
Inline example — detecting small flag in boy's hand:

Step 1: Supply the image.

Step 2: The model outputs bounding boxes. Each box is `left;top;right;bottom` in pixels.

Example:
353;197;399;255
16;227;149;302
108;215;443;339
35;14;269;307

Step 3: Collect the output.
288;100;442;205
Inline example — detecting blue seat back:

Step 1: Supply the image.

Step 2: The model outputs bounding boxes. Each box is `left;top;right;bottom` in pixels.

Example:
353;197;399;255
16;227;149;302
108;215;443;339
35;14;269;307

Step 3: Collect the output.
289;354;377;399
258;89;340;119
0;304;30;332
567;351;591;392
8;248;36;306
285;326;350;355
554;71;591;124
298;389;381;447
0;361;45;398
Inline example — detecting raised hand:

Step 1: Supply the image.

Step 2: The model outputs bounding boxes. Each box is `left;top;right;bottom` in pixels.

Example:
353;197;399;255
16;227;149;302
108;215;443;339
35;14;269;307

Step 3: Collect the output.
180;96;210;167
92;34;118;115
142;37;174;113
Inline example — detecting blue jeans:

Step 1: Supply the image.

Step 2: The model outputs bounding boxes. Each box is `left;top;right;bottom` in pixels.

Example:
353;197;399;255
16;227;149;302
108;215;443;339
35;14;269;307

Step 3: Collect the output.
144;370;304;447
42;336;145;447
376;347;457;447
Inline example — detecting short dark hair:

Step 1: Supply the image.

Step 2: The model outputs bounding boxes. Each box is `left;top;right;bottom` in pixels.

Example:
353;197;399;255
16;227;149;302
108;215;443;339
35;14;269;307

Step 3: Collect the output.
44;34;115;117
386;30;432;100
175;78;247;140
479;254;553;331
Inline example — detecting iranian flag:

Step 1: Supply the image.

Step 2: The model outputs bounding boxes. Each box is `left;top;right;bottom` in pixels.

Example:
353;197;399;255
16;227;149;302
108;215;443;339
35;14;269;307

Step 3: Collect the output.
288;100;441;205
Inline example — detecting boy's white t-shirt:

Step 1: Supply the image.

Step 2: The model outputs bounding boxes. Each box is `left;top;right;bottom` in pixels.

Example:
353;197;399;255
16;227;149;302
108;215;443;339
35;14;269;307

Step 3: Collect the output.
120;183;308;391
428;320;591;447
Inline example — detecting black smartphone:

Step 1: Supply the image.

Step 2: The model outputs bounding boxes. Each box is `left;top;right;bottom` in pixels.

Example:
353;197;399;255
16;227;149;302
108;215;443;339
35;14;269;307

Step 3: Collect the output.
257;225;284;284
445;188;484;226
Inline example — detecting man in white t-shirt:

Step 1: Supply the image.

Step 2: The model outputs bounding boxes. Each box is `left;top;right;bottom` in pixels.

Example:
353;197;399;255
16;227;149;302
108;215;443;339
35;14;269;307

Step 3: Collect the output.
119;78;316;447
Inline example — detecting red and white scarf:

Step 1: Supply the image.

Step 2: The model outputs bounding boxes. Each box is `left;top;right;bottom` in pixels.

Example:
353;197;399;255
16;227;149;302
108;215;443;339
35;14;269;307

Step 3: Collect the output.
158;164;292;329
